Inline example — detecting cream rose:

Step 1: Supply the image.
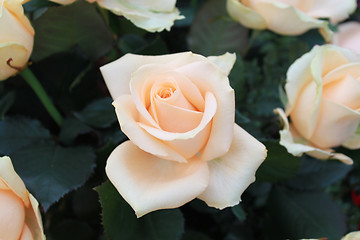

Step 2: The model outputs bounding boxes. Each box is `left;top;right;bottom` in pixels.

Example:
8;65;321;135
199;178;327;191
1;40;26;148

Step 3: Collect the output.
226;0;357;41
51;0;184;32
49;0;77;4
342;231;360;240
275;44;360;164
0;156;45;240
0;0;34;81
100;52;267;217
333;21;360;54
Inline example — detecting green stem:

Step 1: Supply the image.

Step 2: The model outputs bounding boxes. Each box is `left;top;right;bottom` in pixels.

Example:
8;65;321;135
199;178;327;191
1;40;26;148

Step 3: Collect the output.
20;68;63;126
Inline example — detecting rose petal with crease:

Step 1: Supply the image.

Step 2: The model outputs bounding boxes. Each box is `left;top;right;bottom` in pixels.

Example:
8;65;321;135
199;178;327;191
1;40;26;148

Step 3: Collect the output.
106;141;209;217
275;108;354;164
323;74;360;110
310;99;360;149
251;1;331;39
198;124;267;209
226;0;267;30
207;52;236;76
94;0;183;32
113;95;188;163
175;61;235;161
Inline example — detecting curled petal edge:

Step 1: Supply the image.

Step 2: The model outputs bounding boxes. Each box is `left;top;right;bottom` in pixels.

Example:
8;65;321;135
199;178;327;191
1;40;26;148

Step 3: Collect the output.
274;108;353;165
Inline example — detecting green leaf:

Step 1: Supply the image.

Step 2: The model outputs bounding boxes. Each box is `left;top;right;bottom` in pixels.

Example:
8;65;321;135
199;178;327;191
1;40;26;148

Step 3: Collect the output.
32;1;114;61
0;117;51;155
96;181;185;240
256;141;301;183
11;142;95;210
265;186;346;240
286;155;352;190
188;0;248;56
0;91;16;120
74;98;117;128
59;117;93;145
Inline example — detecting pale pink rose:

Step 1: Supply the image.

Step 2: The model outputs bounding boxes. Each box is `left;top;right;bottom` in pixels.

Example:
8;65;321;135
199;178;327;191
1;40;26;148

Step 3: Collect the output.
275;44;360;164
100;52;267;217
342;231;360;240
333;21;360;54
0;156;45;240
227;0;357;41
0;0;34;81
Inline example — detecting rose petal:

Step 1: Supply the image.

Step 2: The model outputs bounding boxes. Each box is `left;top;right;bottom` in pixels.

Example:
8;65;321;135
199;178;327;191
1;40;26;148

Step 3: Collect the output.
95;0;183;32
309;99;360;149
100;52;214;100
49;0;76;4
175;61;235;161
153;99;203;133
113;95;188;163
342;126;360;149
323;62;360;85
307;0;356;24
105;141;209;217
333;22;360;54
0;156;29;206
285;45;319;114
323;74;360;110
0;42;28;81
20;224;33;240
139;92;216;159
275;108;354;165
252;1;331;40
226;0;267;30
0;190;25;240
26;193;45;240
197;124;267;209
207;52;236;76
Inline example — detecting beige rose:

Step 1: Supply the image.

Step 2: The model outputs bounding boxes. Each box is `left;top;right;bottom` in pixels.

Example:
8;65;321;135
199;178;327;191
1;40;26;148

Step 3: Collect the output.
0;0;34;81
0;156;45;240
227;0;357;41
275;44;360;164
49;0;77;4
342;231;360;240
100;52;267;217
333;21;360;54
50;0;184;32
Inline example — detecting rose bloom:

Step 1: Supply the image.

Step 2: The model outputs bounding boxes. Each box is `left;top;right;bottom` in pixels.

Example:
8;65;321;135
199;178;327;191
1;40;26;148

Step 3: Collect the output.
100;52;267;217
333;21;360;54
0;156;45;240
275;44;360;164
0;0;34;81
342;231;360;240
226;0;357;41
49;0;183;32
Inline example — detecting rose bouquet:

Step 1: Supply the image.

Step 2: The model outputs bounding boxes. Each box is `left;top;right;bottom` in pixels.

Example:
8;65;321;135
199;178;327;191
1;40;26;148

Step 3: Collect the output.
0;0;359;239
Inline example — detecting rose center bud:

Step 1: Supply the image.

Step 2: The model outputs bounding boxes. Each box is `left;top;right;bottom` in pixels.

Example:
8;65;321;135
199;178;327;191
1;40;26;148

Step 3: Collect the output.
148;79;203;133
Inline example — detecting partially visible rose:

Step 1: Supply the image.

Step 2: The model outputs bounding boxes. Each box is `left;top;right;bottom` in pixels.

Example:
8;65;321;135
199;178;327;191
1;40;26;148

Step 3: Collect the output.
49;0;77;4
342;231;360;240
0;156;45;240
275;44;360;164
227;0;357;41
0;0;34;81
100;52;267;217
333;21;360;54
93;0;184;32
49;0;184;32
